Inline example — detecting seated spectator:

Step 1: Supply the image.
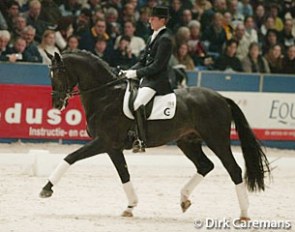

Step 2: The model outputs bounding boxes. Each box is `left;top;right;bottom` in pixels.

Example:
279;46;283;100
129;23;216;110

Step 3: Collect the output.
119;3;138;24
4;1;20;32
59;0;82;17
244;16;258;43
253;4;266;32
223;11;234;40
79;18;113;54
262;29;280;55
82;0;101;14
173;42;195;70
0;30;13;61
64;35;79;51
20;25;42;62
3;37;33;63
11;16;27;43
72;8;93;37
237;0;253;18
173;9;193;32
109;35;137;69
282;45;295;74
214;39;243;72
228;0;244;27
270;3;284;32
114;20;145;57
264;44;283;74
202;12;227;55
92;35;111;63
0;11;8;30
242;42;270;73
260;15;276;38
38;29;60;64
234;23;251;60
279;18;295;49
191;0;212;21
175;26;190;48
55;16;73;51
23;0;51;43
39;0;62;25
167;0;183;32
135;7;151;42
105;7;121;43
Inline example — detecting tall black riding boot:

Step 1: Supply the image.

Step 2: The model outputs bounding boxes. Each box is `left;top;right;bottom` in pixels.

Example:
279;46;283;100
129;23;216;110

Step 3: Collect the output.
133;105;146;153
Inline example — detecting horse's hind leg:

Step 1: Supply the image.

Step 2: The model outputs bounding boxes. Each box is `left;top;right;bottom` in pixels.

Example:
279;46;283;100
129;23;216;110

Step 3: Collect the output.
206;139;249;220
177;138;214;212
39;137;106;198
108;150;138;217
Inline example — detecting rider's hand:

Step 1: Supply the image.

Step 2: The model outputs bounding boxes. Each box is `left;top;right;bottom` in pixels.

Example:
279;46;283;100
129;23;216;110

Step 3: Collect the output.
122;70;137;80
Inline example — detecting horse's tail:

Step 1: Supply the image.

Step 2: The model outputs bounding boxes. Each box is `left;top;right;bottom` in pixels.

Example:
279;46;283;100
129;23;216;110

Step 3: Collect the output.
226;98;270;192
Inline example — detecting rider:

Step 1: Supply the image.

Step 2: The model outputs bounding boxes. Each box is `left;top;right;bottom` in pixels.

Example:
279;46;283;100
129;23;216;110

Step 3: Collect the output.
123;6;173;153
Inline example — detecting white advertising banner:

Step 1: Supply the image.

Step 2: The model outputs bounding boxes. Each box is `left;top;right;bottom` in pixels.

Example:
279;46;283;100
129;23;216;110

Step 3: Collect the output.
220;92;295;141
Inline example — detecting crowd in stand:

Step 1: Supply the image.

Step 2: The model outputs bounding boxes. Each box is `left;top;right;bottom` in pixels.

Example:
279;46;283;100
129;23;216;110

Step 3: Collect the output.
0;0;295;75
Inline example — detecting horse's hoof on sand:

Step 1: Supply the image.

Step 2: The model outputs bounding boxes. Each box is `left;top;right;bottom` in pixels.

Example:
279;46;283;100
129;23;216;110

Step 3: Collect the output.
181;200;192;213
238;217;251;222
121;210;133;217
39;189;53;198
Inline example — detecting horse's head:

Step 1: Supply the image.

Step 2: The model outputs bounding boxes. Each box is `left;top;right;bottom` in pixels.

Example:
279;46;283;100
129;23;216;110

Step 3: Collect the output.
47;51;75;110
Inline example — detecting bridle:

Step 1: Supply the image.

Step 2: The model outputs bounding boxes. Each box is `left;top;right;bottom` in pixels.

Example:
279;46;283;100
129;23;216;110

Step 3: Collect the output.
49;63;127;101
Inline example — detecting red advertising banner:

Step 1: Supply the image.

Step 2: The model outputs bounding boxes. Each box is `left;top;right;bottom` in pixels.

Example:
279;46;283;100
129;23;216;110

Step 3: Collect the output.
0;84;89;140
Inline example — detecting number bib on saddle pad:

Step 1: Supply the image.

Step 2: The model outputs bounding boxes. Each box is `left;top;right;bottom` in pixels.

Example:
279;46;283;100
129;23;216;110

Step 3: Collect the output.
123;81;177;120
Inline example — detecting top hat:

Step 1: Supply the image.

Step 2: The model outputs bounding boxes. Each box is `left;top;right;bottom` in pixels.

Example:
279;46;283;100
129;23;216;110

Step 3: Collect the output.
151;6;170;18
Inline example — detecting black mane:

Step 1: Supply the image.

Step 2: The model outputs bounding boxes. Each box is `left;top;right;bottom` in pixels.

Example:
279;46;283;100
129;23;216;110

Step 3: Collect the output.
62;49;117;79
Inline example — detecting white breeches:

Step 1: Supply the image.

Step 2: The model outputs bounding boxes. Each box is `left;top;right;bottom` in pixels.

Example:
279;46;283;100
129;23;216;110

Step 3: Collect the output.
133;87;156;111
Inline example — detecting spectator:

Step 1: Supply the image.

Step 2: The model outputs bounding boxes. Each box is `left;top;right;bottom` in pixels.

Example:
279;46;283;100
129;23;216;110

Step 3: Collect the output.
282;45;295;74
114;20;145;57
174;26;190;48
279;18;295;49
262;29;279;55
39;0;62;25
38;29;60;65
242;42;270;73
4;1;20;32
55;16;73;51
200;0;228;32
244;16;258;43
59;0;82;17
234;23;251;60
260;15;276;37
191;0;212;21
79;18;113;53
214;39;243;72
92;35;110;62
120;3;138;24
237;0;253;18
167;0;183;31
64;35;79;51
20;26;42;62
105;7;121;43
223;11;234;40
202;12;227;55
264;44;283;73
135;7;152;42
228;0;244;27
253;4;266;32
173;9;193;32
270;3;284;32
101;0;123;12
3;37;33;63
23;0;50;43
92;6;105;22
173;42;195;70
11;16;27;42
83;0;101;14
0;30;13;61
72;8;93;37
109;35;137;69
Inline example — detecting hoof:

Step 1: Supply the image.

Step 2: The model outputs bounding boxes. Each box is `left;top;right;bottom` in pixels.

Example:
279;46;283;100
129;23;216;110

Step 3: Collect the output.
239;217;251;222
39;188;53;198
121;210;133;217
181;199;192;213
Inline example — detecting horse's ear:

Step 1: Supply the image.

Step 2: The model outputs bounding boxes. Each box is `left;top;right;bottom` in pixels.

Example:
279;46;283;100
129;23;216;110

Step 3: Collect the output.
44;50;53;60
54;52;62;63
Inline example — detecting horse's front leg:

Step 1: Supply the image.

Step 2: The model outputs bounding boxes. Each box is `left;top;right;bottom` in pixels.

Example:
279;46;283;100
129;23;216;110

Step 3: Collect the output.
39;137;106;198
108;150;138;217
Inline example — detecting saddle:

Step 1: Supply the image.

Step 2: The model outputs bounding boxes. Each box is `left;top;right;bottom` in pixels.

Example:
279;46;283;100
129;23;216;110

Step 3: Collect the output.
123;80;177;120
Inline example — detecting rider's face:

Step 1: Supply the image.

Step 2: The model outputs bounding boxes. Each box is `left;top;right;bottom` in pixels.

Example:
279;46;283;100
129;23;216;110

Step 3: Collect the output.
149;16;165;31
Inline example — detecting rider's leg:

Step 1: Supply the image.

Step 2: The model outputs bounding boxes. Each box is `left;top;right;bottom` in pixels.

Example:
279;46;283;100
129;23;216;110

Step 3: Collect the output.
132;87;156;152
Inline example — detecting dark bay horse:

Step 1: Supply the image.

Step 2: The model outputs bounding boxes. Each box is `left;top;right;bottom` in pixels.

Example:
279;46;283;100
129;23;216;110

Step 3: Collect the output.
40;51;270;219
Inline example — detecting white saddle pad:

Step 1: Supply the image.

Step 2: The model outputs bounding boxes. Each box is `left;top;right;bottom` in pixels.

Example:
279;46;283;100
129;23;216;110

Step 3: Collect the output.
123;81;177;120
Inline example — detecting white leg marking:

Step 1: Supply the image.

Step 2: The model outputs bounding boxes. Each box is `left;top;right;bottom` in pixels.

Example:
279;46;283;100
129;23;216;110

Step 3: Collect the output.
181;173;204;202
235;182;249;218
48;160;70;185
123;181;138;208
